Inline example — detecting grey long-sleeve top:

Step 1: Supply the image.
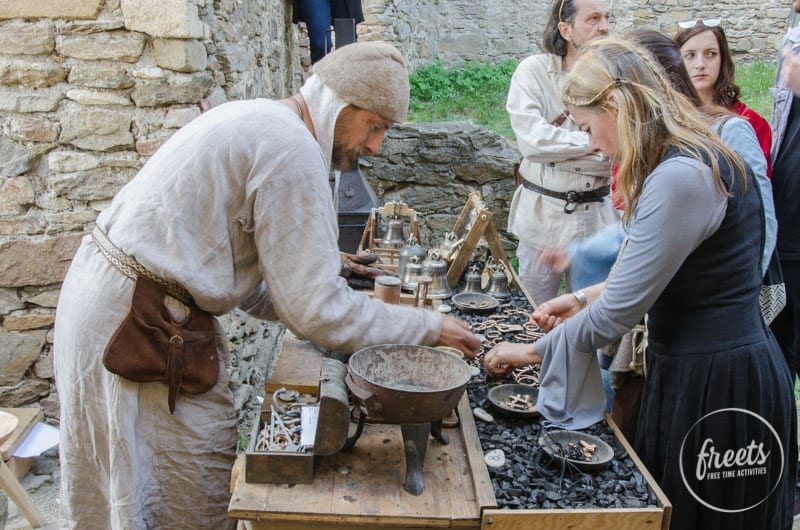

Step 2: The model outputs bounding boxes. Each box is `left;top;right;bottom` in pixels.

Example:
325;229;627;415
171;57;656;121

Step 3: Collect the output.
534;155;727;428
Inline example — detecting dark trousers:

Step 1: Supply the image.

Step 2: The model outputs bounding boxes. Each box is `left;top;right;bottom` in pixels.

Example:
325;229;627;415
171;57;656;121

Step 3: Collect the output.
770;259;800;380
297;0;332;63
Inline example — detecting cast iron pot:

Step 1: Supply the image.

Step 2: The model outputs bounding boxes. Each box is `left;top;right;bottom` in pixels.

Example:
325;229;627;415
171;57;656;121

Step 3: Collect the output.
345;344;471;424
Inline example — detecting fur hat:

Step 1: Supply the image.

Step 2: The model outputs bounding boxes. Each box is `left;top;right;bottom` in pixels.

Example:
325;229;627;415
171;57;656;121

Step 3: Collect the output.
313;41;410;123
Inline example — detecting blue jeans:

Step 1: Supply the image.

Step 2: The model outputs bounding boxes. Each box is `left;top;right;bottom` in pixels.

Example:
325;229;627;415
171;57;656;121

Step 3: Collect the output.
297;0;332;63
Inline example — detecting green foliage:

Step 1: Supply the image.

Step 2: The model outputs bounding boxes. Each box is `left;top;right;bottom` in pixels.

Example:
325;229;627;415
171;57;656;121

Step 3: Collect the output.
737;61;777;119
409;60;518;138
408;58;778;137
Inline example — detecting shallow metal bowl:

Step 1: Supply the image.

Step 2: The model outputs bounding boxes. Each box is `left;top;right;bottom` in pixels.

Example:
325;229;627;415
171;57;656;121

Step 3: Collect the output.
487;383;540;418
451;292;499;315
538;430;614;471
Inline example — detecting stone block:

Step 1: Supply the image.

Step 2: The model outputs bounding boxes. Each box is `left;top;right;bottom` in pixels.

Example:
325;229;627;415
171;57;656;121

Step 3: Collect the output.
0;288;23;315
0;379;50;407
153;38;208;72
0;58;66;88
48;150;101;173
3;312;55;331
164;106;201;128
0;0;102;20
0;234;83;287
56;30;146;63
0;138;39;177
59;108;134;151
8;116;60;143
135;136;169;155
0;329;47;386
66;88;132;106
68;62;135;89
0;20;55;55
49;166;138;201
131;71;213;107
24;287;62;309
121;0;207;39
0;177;35;216
0;87;63;112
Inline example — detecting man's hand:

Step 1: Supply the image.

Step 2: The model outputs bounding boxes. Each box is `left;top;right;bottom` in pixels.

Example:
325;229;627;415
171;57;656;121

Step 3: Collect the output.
437;316;481;359
340;252;394;288
783;45;800;97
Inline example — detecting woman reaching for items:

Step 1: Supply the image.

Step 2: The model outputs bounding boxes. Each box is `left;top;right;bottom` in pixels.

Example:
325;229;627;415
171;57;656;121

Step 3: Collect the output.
484;37;795;530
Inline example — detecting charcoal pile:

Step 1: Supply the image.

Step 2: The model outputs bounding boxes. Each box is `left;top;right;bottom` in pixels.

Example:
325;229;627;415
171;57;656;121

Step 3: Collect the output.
448;276;659;510
467;380;658;510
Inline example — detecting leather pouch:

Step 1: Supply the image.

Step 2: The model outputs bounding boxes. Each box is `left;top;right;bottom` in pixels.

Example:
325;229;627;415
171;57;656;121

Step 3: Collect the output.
103;275;218;413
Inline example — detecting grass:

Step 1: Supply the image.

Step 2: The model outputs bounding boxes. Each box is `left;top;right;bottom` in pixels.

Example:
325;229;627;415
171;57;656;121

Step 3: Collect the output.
408;59;778;137
738;61;777;119
408;60;517;138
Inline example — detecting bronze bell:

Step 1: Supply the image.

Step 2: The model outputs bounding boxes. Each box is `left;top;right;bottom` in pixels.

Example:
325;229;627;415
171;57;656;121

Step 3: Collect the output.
460;265;483;294
398;235;426;281
401;255;423;292
381;216;406;249
486;262;511;300
422;249;452;300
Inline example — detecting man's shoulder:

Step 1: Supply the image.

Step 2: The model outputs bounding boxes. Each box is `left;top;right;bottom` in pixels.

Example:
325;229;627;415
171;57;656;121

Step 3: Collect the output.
519;52;558;69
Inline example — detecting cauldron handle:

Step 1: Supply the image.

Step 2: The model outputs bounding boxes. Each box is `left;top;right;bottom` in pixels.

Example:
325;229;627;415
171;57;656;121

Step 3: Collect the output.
344;373;373;401
341;404;367;452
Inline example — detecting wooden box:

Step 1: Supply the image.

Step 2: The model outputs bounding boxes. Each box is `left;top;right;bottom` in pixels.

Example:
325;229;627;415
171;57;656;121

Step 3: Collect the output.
245;357;350;485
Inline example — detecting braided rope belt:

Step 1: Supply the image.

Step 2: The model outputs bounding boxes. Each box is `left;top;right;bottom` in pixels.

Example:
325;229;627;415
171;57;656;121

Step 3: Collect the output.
91;227;194;306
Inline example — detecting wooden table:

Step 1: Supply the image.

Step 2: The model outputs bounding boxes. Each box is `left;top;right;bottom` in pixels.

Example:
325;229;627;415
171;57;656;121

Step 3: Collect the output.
229;333;493;529
228;334;671;530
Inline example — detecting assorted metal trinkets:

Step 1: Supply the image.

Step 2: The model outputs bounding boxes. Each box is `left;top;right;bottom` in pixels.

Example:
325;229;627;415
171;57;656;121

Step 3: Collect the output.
254;388;316;453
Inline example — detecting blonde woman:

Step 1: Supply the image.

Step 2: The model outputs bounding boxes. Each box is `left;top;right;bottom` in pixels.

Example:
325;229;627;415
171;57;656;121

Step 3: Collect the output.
485;37;795;530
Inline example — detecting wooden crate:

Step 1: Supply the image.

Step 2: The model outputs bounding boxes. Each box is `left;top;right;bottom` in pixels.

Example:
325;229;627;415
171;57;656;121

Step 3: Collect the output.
473;412;672;530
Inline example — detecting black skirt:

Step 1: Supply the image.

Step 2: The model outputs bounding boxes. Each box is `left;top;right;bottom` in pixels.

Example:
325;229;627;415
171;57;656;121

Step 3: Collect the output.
635;326;796;530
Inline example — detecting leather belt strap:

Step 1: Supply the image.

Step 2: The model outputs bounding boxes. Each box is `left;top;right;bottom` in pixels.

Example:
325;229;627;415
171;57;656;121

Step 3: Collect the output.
521;180;611;214
91;226;194;306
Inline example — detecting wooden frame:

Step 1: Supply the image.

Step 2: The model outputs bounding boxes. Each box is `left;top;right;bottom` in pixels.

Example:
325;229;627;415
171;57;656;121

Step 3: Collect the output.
357;202;421;273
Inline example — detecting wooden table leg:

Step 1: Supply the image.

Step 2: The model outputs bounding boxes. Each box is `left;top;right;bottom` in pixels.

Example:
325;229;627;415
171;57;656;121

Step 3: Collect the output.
0;458;46;528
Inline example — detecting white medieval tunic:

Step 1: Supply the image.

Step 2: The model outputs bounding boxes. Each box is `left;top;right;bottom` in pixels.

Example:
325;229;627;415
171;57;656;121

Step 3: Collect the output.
54;90;442;529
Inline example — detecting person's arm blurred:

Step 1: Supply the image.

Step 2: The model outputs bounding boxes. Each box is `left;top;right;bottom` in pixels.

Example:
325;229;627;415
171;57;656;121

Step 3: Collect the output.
782;46;800;96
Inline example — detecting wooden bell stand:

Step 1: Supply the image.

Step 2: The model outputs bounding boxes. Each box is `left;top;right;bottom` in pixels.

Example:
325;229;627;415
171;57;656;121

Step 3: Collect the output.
356;201;421;274
446;192;536;306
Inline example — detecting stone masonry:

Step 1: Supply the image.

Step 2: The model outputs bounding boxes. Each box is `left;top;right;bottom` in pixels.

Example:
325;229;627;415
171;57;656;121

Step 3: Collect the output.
0;0;793;420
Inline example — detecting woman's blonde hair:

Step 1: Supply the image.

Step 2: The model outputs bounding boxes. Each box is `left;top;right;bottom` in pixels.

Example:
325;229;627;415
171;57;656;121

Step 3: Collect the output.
561;37;746;223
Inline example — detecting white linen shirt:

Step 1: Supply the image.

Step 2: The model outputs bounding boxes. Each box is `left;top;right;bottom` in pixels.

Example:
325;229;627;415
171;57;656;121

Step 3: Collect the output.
506;53;618;249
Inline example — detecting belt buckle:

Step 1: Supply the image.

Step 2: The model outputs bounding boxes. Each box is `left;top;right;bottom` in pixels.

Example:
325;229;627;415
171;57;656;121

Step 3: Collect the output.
563;190;579;214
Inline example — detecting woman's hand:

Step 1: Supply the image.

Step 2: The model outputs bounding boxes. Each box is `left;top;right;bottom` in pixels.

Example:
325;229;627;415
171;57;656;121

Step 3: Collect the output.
483;342;541;377
530;293;581;332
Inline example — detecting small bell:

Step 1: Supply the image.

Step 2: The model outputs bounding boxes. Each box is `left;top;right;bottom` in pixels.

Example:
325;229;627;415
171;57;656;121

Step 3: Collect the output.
460;265;483;294
401;255;423;292
422;249;452;300
380;216;407;249
486;262;511;300
398;235;426;281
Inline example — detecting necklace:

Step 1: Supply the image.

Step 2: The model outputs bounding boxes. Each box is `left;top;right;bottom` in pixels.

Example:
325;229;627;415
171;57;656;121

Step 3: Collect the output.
291;96;304;122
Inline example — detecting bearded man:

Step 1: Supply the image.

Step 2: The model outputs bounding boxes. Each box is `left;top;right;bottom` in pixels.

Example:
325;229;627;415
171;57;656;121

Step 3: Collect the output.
54;42;479;529
506;0;618;306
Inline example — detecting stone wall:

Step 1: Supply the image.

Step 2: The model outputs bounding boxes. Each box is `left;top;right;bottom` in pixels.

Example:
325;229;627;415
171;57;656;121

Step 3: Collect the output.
0;0;301;419
360;121;518;250
360;0;791;70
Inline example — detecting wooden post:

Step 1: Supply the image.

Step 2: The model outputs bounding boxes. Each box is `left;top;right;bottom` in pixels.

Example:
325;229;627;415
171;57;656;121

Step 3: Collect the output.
0;458;46;528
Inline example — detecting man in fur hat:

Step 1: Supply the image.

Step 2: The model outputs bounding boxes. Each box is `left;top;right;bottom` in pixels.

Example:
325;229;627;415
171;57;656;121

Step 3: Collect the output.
54;41;480;529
